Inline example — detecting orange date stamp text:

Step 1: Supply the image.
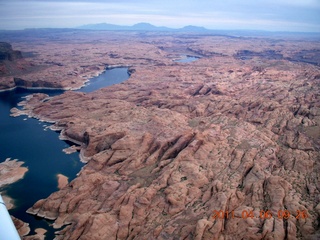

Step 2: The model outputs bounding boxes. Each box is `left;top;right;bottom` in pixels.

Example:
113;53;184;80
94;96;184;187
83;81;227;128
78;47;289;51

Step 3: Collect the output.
211;209;308;220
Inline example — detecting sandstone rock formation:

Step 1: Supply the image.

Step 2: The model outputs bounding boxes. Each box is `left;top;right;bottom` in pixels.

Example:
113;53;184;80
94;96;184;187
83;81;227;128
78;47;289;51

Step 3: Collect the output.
0;158;30;237
57;174;69;190
0;42;32;89
0;42;22;61
12;216;30;237
0;158;28;188
1;30;319;239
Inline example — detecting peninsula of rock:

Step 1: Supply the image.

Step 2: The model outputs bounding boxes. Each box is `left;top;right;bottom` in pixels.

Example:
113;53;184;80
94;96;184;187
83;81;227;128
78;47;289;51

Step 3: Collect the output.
1;30;319;239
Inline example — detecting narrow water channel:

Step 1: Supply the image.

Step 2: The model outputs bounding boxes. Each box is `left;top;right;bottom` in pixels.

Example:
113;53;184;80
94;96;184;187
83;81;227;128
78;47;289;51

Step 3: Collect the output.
0;67;129;239
174;55;199;63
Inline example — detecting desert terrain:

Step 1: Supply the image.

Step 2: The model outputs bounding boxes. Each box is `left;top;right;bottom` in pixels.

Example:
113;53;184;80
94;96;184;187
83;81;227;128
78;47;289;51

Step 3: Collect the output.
0;30;319;239
0;159;30;237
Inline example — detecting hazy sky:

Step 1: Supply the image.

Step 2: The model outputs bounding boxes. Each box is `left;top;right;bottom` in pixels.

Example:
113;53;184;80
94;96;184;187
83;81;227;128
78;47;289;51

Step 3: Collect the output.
0;0;319;32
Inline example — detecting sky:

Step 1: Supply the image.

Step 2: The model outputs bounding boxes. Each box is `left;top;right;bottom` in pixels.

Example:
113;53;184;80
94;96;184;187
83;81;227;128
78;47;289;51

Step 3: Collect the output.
0;0;319;32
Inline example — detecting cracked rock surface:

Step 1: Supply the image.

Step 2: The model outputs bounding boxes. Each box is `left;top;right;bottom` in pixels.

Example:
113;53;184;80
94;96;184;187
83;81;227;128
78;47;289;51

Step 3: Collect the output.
2;31;320;239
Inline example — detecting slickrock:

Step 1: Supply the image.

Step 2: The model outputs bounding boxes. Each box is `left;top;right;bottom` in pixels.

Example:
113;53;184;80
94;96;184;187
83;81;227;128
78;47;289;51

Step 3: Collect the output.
0;158;30;237
23;228;47;240
62;145;80;154
0;158;28;188
1;31;319;239
12;216;30;237
0;42;35;89
57;174;69;189
1;194;14;210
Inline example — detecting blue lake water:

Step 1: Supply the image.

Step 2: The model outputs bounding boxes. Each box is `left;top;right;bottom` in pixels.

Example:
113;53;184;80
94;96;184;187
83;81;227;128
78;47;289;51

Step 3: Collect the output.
76;67;130;93
174;56;199;63
0;67;129;239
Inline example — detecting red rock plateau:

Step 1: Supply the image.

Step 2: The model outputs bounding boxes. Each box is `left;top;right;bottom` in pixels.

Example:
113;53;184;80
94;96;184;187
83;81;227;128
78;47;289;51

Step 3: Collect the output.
0;158;28;188
1;30;320;239
0;159;30;236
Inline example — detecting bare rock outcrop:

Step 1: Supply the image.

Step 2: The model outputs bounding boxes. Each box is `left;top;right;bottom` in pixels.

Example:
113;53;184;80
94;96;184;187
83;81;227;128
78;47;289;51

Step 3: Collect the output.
0;42;22;61
0;158;30;237
0;158;28;188
3;31;319;239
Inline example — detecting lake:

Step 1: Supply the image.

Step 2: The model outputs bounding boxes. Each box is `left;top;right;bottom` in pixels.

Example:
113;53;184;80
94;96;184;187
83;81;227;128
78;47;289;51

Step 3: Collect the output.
0;67;129;239
174;55;199;63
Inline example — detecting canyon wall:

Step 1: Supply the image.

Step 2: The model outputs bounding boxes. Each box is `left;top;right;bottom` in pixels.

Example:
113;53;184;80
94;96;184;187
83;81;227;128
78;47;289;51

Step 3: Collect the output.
2;31;319;239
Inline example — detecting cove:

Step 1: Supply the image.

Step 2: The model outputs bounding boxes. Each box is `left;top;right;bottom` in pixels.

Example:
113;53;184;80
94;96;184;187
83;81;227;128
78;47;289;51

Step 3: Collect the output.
0;67;130;239
174;55;199;63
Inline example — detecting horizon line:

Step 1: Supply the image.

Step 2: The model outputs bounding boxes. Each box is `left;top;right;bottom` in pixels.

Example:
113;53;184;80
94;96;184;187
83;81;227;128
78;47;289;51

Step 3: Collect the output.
1;22;320;34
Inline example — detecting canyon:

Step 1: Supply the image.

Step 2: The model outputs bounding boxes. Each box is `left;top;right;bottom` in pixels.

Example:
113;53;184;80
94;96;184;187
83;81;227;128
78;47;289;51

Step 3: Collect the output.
0;30;319;239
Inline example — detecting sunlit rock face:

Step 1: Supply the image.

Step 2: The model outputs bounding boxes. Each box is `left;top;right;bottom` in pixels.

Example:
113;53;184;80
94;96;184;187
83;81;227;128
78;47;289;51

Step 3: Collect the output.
2;30;319;239
0;159;27;189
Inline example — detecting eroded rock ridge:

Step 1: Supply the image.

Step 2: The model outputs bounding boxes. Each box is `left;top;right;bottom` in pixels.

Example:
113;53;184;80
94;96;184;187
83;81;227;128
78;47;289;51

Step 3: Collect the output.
2;31;319;239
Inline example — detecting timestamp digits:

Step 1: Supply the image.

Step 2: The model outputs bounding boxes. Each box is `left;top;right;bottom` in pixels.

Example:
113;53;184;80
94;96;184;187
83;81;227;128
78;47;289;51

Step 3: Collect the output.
211;209;308;220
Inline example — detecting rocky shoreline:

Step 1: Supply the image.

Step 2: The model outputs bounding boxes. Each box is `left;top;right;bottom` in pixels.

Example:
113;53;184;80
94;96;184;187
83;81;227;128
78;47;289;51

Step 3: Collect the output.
1;30;319;239
0;159;28;189
0;159;30;237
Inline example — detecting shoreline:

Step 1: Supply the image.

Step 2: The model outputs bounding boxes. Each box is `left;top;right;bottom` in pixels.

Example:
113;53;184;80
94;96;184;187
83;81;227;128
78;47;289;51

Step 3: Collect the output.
8;64;133;163
7;64;133;162
2;64;131;238
0;64;132;93
58;129;91;163
0;158;28;188
10;108;91;164
0;85;70;93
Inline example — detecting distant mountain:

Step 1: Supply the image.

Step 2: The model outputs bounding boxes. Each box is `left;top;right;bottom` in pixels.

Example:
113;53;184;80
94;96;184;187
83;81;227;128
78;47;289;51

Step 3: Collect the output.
78;23;127;31
179;25;208;32
77;22;208;32
131;22;172;31
73;23;320;38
